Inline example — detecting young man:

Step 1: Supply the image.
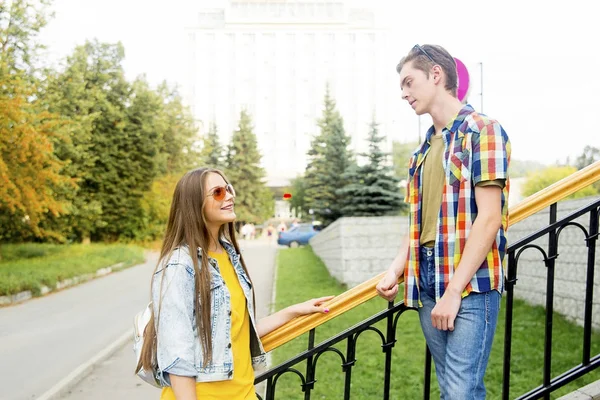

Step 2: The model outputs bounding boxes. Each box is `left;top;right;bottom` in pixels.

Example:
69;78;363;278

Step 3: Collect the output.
376;44;510;399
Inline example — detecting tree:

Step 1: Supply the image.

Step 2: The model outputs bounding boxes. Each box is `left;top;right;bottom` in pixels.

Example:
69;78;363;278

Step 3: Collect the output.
574;145;600;170
0;0;73;243
225;110;273;223
522;166;599;199
509;159;547;178
304;87;353;226
0;0;52;76
199;121;224;168
337;117;405;216
139;173;180;240
289;176;307;218
392;140;419;182
0;70;73;242
156;82;199;174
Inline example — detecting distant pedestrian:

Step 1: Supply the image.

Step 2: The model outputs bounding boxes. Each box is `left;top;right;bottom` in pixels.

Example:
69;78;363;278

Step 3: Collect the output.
241;222;252;240
136;168;333;400
266;223;275;244
277;221;287;233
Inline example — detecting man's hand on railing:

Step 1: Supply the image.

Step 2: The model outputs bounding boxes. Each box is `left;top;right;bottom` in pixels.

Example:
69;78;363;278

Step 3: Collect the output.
376;237;409;302
376;269;400;302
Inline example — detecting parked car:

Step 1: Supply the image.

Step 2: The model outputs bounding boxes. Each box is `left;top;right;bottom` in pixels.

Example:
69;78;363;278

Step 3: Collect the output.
277;223;320;247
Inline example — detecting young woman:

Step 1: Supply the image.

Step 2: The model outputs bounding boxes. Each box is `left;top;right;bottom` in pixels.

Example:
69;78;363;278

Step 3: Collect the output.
137;168;332;400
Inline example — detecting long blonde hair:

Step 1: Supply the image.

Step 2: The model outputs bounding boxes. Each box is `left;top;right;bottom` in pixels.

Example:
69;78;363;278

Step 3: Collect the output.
136;168;253;373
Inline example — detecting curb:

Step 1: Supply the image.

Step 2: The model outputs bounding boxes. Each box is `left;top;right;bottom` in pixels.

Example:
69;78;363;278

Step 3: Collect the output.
0;262;124;307
36;329;132;400
558;379;600;399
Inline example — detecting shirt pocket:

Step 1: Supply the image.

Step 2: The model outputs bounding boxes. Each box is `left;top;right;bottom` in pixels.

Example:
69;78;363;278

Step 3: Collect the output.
448;150;470;188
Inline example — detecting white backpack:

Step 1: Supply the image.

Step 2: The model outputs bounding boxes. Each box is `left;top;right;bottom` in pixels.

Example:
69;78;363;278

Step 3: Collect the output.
133;302;162;388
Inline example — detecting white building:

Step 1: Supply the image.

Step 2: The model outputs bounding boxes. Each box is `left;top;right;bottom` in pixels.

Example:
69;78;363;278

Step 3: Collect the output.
185;0;403;186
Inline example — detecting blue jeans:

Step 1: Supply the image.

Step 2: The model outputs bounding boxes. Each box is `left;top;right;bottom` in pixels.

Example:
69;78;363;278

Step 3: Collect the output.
418;247;501;400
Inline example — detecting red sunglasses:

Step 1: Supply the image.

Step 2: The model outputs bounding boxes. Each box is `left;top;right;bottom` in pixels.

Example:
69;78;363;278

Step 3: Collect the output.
207;184;236;201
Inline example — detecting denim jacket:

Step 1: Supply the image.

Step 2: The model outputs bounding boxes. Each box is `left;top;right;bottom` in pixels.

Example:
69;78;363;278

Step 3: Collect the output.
152;240;267;386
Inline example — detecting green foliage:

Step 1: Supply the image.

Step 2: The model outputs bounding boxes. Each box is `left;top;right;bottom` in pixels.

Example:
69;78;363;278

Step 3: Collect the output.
392;140;419;181
0;243;63;261
304;88;353;226
0;0;73;242
155;82;200;174
0;0;52;75
0;243;144;296
510;159;547;178
224;110;274;223
200;121;225;169
522;166;599;199
40;40;199;242
139;174;180;240
338;117;406;216
289;176;307;217
574;145;600;170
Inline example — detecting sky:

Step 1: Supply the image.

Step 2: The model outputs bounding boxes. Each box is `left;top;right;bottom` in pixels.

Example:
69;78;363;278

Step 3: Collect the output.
39;0;600;166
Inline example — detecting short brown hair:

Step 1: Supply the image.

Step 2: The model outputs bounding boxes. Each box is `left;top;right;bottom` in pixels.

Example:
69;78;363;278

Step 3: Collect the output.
396;44;458;97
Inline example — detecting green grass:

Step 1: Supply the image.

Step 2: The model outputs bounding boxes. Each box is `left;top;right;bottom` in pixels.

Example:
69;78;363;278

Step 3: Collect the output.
271;247;600;400
0;243;145;296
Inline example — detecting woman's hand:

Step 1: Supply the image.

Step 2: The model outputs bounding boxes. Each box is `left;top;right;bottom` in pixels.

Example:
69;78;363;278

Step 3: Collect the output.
257;295;335;337
287;295;335;318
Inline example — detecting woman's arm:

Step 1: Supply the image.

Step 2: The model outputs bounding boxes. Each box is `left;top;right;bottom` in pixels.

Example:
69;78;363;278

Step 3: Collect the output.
257;296;334;337
170;375;197;400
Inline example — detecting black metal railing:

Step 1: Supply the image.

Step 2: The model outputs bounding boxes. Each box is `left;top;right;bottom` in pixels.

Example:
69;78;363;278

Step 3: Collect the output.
254;302;420;400
255;198;600;399
502;198;600;399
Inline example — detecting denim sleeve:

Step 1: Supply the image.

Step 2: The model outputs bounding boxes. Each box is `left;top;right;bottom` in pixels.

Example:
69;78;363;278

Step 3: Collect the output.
153;261;197;379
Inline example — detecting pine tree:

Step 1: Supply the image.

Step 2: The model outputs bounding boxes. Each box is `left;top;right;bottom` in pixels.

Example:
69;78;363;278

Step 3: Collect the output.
337;116;405;216
304;87;353;226
200;121;224;169
225;110;273;223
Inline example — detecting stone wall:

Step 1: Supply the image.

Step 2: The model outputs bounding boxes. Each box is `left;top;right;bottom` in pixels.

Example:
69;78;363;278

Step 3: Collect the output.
310;197;600;329
508;197;600;329
310;216;408;288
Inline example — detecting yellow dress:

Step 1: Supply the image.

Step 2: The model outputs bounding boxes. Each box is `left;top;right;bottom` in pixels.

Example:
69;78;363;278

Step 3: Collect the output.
160;250;257;400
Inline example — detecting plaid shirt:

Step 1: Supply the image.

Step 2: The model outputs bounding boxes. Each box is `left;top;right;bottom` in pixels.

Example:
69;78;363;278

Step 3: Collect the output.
404;104;511;308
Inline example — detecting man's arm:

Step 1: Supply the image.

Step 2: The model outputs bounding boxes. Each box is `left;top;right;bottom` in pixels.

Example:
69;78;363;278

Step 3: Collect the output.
430;185;503;331
376;236;409;302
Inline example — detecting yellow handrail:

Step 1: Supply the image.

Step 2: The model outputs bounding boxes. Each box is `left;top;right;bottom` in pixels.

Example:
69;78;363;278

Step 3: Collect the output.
261;161;600;352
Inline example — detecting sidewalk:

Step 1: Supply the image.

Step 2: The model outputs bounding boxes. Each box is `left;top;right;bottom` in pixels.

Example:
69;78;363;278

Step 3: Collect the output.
57;239;278;400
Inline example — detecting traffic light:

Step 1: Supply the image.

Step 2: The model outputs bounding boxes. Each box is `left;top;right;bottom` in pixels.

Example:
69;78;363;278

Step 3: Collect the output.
283;193;292;200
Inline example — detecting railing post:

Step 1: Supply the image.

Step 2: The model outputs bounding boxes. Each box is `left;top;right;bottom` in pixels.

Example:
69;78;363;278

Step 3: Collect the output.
342;335;356;400
423;346;432;400
382;301;397;400
542;203;558;400
265;377;274;400
583;207;598;365
502;249;517;400
303;329;316;400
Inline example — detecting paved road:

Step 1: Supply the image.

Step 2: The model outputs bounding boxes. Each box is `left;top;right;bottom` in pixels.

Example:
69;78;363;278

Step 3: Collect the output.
57;240;278;400
0;251;159;400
